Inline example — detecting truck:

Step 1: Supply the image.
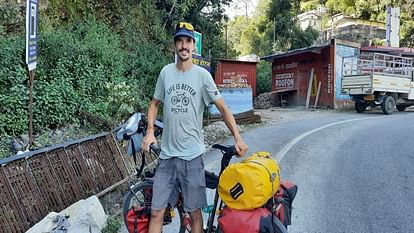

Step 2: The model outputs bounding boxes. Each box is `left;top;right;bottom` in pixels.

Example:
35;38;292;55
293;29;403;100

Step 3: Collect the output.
341;52;414;114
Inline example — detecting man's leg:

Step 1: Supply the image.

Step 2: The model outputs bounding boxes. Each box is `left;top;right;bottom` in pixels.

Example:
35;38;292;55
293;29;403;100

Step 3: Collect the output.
150;158;177;233
189;209;203;233
178;156;207;233
148;208;165;233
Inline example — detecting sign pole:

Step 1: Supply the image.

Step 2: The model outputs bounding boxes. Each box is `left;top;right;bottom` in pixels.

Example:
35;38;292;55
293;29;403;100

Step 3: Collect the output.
26;0;39;149
28;70;35;147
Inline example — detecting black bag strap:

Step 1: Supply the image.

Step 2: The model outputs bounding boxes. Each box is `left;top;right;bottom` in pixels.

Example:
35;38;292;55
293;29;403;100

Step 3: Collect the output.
130;138;138;165
133;213;139;233
130;138;146;176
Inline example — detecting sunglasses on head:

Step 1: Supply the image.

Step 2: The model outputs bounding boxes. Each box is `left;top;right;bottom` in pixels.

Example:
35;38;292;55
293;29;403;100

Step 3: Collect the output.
176;22;194;31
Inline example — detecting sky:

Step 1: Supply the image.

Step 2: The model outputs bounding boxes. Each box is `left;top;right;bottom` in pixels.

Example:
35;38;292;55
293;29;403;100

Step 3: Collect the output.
224;0;259;19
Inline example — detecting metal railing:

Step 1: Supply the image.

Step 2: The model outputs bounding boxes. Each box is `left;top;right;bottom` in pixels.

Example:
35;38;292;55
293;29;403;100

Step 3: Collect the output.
0;131;133;233
343;53;414;78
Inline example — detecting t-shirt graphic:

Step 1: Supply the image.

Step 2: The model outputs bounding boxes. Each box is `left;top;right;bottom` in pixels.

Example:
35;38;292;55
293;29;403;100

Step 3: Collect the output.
167;83;197;114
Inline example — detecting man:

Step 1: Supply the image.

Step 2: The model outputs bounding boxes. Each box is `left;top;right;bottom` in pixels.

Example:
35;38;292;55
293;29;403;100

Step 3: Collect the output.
141;22;248;233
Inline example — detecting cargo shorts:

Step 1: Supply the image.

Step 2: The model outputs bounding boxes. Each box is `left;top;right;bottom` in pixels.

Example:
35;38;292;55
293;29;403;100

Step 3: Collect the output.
151;155;207;212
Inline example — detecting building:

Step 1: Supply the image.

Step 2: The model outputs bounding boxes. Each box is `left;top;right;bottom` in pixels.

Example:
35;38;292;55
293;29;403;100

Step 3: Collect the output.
209;59;258;115
262;39;360;109
322;13;386;46
297;5;326;31
214;59;258;97
297;6;386;46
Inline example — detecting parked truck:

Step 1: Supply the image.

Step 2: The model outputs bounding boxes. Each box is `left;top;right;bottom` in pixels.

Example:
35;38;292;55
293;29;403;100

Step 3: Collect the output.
341;53;414;114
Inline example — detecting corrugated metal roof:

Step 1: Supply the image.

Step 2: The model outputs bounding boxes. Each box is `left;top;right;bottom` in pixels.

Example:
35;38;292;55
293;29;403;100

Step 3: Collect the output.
219;58;259;63
261;42;331;61
360;46;414;57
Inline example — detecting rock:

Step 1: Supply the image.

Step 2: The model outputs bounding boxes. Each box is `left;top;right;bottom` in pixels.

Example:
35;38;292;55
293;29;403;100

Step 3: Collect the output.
203;121;242;145
12;135;29;151
254;92;273;109
26;196;107;233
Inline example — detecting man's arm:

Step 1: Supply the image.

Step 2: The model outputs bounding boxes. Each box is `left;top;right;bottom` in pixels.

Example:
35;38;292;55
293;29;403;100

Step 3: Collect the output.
141;99;161;152
213;98;248;156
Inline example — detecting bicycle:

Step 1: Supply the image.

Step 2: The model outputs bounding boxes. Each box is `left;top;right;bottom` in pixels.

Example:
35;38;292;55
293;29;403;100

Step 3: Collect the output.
117;112;288;233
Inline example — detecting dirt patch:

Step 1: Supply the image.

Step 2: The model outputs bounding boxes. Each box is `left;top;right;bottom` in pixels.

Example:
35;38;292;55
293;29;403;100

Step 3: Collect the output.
254;106;341;124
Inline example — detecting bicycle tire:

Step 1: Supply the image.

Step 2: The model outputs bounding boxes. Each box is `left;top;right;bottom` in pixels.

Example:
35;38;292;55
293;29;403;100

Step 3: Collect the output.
123;182;152;228
123;182;190;233
273;216;288;233
177;206;191;233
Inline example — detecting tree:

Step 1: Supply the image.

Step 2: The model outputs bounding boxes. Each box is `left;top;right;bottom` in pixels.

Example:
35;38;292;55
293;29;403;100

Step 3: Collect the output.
267;0;318;51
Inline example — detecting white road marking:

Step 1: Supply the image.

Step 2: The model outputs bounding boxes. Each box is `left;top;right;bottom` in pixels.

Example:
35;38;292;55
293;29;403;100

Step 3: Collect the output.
276;116;390;162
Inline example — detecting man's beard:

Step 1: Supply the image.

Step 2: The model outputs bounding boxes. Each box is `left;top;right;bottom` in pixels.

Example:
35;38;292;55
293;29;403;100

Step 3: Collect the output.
178;55;190;62
177;48;191;62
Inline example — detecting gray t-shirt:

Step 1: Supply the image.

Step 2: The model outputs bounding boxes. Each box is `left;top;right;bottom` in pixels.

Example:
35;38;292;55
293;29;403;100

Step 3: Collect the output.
153;63;222;161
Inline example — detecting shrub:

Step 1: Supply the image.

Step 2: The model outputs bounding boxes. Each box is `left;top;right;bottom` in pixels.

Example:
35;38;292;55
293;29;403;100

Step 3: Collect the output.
0;35;29;136
256;61;272;95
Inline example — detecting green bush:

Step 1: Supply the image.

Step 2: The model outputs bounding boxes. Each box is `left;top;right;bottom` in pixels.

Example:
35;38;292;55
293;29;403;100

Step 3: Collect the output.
256;61;272;95
102;215;121;233
0;35;29;136
0;20;131;137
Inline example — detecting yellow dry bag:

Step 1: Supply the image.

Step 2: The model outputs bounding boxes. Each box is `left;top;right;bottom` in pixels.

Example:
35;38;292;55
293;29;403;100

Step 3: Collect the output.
218;152;280;210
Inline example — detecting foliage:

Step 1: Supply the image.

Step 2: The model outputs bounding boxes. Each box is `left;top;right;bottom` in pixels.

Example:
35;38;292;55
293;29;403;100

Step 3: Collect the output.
0;35;29;136
401;21;414;47
226;0;319;56
102;215;122;233
300;0;320;12
0;2;24;36
256;61;272;95
0;0;233;156
0;20;132;137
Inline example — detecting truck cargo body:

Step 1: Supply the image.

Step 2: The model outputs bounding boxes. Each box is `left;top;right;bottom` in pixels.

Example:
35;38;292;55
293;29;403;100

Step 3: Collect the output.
341;53;414;114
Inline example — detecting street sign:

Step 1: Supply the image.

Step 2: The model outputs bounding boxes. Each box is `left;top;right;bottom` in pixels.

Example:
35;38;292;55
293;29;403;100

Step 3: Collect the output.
192;54;211;72
194;31;202;56
26;0;39;71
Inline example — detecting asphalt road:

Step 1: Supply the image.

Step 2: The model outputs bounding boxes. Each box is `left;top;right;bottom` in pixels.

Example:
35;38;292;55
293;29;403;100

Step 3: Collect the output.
280;112;414;233
124;109;414;233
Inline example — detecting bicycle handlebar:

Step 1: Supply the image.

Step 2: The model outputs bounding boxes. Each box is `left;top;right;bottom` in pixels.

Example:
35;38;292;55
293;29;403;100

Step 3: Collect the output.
149;143;161;155
212;144;238;157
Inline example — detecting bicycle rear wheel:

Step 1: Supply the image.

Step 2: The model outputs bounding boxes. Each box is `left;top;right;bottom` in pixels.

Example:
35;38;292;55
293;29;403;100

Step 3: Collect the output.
123;182;190;233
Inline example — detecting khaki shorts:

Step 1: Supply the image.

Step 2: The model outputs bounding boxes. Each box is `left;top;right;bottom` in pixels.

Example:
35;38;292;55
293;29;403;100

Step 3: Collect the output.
151;156;207;212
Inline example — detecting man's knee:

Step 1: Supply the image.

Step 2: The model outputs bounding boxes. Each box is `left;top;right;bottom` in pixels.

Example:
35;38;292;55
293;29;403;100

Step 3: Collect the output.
151;208;165;220
189;209;202;221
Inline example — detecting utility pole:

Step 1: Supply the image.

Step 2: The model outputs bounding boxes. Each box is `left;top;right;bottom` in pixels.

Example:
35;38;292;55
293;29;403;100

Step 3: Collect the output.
273;17;276;51
225;24;228;58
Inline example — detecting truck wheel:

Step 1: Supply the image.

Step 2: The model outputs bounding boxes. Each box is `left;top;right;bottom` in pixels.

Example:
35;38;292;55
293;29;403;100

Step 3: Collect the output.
355;102;366;113
396;105;406;112
381;96;395;114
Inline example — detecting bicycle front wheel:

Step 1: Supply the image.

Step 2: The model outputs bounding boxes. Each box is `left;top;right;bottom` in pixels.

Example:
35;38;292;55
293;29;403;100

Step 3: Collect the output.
123;182;153;227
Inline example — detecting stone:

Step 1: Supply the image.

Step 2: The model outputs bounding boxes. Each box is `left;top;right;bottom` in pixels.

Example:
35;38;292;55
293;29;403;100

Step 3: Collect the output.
26;196;107;233
254;92;273;109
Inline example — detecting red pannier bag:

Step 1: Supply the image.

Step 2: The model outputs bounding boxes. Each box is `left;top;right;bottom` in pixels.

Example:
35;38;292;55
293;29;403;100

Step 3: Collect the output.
273;180;298;227
218;207;286;233
127;206;150;233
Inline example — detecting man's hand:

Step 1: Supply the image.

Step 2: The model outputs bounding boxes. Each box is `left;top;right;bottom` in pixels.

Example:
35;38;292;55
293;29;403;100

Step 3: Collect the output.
141;131;157;153
234;137;248;157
